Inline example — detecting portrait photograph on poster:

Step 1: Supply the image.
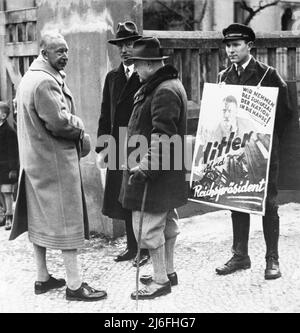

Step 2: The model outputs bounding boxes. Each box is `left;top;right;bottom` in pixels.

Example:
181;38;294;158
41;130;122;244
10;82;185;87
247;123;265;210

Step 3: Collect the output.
190;83;279;215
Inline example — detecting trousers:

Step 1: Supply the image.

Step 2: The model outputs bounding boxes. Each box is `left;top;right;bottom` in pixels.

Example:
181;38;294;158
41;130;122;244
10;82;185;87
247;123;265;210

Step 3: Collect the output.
231;151;279;260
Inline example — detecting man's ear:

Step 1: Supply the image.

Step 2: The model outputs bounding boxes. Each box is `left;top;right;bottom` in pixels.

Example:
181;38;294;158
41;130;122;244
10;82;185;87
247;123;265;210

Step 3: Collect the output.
41;49;48;60
247;41;254;49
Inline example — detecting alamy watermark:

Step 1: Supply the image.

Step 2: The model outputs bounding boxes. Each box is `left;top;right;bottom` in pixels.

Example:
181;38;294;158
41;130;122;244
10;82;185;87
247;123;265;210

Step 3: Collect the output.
96;127;194;177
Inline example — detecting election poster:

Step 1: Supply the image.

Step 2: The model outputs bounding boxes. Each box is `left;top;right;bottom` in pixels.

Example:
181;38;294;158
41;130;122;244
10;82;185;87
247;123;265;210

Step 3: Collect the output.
189;83;279;215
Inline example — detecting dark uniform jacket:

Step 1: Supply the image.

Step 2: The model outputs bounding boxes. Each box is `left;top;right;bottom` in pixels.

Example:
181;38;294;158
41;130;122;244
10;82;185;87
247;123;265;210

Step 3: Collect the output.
96;64;141;219
218;57;292;141
0;120;19;184
218;57;293;193
119;65;188;213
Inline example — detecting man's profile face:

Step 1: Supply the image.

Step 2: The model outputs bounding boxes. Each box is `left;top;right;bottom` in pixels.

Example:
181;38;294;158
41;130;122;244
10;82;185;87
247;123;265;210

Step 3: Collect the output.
134;60;151;82
116;40;135;66
44;38;69;72
222;101;237;128
225;39;252;65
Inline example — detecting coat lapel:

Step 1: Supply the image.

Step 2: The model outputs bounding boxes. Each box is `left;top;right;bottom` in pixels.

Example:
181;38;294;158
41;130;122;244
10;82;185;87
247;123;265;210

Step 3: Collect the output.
30;56;75;113
113;64;127;104
118;71;140;104
239;58;260;85
110;64;127;125
222;58;262;86
221;64;239;85
30;55;64;87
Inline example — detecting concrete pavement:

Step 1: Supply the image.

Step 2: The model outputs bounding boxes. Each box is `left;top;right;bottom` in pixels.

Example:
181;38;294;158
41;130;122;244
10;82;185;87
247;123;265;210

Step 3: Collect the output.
0;203;300;313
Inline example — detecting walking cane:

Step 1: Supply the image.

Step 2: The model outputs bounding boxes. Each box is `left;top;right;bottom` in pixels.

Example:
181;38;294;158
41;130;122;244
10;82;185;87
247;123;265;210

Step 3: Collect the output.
124;165;149;310
135;180;149;310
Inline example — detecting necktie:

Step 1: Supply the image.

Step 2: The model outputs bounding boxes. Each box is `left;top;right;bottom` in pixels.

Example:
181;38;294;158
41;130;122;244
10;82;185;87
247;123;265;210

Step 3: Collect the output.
237;64;244;77
125;67;130;80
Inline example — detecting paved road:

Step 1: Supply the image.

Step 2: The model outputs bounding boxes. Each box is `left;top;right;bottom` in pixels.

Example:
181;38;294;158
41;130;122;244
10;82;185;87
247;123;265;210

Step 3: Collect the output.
0;203;299;313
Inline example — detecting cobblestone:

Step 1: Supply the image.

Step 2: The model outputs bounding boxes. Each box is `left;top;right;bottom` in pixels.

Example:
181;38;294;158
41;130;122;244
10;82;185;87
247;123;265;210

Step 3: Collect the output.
0;203;299;313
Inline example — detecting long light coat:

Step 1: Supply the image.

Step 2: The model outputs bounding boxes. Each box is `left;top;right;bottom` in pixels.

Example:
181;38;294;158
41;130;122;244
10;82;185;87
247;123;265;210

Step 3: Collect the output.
9;56;89;250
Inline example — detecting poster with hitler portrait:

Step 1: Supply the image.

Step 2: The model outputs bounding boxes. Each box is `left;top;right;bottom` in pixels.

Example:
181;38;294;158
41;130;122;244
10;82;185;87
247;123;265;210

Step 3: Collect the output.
190;83;279;215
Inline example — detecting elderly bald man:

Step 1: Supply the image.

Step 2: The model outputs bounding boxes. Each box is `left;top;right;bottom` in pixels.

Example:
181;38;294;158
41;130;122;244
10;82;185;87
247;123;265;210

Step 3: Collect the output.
10;31;107;302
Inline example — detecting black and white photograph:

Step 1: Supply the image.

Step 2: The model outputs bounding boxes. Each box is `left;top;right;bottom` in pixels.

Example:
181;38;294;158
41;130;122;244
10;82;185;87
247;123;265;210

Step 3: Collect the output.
0;0;300;315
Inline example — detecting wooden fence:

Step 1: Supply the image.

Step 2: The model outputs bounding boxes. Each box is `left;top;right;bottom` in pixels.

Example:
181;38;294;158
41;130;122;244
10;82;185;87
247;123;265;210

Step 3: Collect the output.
144;30;300;109
1;7;38;107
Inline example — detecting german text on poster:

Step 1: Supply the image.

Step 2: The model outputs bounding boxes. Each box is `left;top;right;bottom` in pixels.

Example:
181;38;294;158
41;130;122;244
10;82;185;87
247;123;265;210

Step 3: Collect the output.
190;83;279;215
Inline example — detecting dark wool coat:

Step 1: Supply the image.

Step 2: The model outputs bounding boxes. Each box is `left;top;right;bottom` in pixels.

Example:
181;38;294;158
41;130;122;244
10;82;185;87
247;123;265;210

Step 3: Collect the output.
217;57;293;186
96;64;141;219
218;57;292;141
119;65;189;213
9;56;89;250
0;121;19;184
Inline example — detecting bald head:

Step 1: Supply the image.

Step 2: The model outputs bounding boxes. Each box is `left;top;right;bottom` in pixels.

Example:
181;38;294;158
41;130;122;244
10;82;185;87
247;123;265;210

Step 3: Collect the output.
40;31;69;71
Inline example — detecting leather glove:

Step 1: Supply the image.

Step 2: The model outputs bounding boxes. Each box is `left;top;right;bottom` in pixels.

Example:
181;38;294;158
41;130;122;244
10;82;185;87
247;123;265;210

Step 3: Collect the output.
80;133;91;158
128;166;148;185
9;170;18;181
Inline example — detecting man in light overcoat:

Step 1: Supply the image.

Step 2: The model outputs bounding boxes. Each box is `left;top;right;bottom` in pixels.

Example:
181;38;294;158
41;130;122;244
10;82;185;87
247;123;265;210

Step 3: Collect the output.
10;32;107;302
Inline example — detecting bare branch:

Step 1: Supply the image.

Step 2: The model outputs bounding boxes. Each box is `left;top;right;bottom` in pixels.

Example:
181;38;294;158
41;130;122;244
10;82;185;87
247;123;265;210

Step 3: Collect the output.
155;0;194;30
240;0;255;15
239;0;280;25
156;0;182;21
155;0;207;30
199;0;208;25
257;0;280;12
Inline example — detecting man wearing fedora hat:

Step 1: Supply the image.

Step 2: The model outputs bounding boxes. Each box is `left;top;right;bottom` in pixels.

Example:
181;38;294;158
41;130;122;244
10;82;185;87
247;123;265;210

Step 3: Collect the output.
96;21;150;266
119;37;188;299
215;23;292;280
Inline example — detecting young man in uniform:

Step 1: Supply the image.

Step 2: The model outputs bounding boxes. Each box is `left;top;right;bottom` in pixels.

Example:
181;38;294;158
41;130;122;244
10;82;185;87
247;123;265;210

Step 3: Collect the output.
216;24;292;280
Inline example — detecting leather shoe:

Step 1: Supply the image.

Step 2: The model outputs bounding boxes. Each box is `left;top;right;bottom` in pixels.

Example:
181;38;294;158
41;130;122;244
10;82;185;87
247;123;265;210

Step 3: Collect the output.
66;282;107;302
140;272;178;286
34;275;66;295
132;251;150;267
131;281;171;300
0;214;5;227
216;255;251;275
5;215;12;231
265;258;281;280
114;248;137;262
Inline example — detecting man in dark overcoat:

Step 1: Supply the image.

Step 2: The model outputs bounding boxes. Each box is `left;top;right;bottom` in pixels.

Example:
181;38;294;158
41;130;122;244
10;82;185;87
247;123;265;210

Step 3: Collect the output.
215;24;293;280
119;37;188;299
96;21;149;266
0;102;19;231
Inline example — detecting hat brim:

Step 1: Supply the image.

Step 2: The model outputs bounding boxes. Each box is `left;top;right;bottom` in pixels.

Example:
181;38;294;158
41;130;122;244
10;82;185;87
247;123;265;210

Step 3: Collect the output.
108;35;142;45
127;56;169;61
222;36;254;43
